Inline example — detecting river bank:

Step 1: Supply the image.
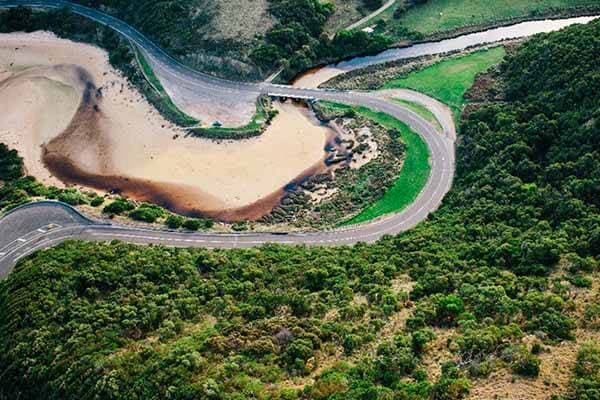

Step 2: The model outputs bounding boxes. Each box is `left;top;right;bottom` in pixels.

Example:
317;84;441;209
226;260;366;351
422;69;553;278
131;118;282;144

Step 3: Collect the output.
0;32;334;221
293;14;599;89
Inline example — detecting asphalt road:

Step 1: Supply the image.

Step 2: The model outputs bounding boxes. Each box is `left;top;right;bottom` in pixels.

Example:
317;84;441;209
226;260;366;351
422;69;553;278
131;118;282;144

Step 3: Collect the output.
345;0;396;31
0;0;455;277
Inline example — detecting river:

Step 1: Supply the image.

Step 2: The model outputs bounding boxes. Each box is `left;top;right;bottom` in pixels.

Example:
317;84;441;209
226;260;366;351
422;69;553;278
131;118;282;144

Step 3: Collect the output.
294;15;599;88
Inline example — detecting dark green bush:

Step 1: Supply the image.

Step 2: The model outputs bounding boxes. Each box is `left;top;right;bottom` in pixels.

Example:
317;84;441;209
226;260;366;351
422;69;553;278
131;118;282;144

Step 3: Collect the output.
182;219;201;231
103;198;135;215
90;196;105;207
129;204;165;223
57;189;88;206
165;214;184;229
503;346;541;377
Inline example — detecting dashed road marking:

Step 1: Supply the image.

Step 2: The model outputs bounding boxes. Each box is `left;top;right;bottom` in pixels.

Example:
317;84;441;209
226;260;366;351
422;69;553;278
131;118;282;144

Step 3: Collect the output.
17;238;26;243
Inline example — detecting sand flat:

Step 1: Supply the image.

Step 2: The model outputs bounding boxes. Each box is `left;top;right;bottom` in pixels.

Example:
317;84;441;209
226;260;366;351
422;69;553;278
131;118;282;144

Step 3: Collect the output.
0;67;80;184
0;32;330;214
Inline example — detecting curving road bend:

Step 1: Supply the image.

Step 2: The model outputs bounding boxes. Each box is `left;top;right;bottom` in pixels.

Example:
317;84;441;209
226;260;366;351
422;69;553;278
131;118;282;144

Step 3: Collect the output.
0;92;455;276
0;0;458;276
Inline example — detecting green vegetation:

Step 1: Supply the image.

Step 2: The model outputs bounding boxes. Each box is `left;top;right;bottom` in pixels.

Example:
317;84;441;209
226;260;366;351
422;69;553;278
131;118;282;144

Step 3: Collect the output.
165;214;185;229
252;0;392;80
182;218;214;231
345;106;430;225
0;144;31;210
384;46;507;117
398;0;599;36
2;13;600;400
324;0;363;32
100;198;215;229
128;203;167;223
102;198;136;215
0;143;105;211
393;98;443;132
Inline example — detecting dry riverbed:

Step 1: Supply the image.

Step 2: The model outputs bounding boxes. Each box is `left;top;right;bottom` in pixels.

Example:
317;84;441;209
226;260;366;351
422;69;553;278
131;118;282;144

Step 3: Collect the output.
0;32;332;221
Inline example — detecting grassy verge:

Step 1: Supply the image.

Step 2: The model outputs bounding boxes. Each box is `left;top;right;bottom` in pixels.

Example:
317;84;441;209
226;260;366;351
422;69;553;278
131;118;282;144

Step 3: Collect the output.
134;47;200;127
322;104;431;226
383;46;506;118
392;99;443;132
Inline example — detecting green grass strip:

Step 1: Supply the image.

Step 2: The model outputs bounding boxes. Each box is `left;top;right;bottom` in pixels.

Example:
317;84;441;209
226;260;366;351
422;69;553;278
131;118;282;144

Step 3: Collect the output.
198;101;267;134
383;46;506;119
319;103;431;226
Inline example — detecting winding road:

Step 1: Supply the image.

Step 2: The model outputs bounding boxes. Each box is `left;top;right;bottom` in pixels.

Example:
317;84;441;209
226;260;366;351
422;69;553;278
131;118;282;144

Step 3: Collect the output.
1;1;595;276
0;89;455;276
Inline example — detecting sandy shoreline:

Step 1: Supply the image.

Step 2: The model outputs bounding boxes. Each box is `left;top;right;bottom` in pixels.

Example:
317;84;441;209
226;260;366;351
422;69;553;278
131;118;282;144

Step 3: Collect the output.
293;65;346;89
0;32;332;219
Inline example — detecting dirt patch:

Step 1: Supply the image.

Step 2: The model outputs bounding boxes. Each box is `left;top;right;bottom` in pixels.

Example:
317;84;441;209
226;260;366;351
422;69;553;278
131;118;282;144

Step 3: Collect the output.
208;0;273;42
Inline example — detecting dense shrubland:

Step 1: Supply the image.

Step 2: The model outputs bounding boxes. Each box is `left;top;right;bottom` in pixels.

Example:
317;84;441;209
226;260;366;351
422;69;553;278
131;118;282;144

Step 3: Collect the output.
251;0;392;80
1;16;600;400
